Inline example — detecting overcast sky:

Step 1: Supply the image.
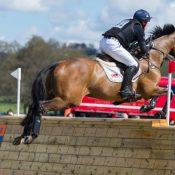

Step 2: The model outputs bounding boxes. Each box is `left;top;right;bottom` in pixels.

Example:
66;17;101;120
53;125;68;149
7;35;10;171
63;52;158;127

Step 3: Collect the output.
0;0;174;47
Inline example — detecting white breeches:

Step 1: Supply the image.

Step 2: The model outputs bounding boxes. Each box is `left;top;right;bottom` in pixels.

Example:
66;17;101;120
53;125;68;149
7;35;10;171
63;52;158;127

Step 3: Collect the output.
99;37;138;67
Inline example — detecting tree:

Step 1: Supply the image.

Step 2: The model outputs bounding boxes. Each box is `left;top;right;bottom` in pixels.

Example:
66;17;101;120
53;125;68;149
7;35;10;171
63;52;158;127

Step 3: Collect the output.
0;35;93;104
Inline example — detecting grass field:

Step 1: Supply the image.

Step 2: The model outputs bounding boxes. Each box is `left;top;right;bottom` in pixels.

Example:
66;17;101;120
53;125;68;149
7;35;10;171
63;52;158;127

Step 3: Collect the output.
0;96;23;114
0;103;16;112
0;102;24;115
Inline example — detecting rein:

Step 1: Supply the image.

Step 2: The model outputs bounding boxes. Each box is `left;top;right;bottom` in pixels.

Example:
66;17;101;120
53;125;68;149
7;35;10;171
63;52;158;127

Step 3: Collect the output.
136;45;175;79
137;58;160;79
144;43;175;73
152;47;175;61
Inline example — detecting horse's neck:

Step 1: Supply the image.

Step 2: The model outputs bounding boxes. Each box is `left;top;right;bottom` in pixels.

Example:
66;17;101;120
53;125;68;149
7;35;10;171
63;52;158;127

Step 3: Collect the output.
149;51;163;68
154;35;174;54
149;36;172;67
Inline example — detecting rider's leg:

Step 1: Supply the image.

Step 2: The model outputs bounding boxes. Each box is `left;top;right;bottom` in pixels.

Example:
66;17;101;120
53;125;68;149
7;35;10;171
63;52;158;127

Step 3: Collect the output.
100;37;139;98
120;66;139;97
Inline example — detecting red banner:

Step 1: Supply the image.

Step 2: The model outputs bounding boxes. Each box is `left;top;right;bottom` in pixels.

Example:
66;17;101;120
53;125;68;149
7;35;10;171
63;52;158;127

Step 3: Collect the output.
0;125;6;136
168;60;175;73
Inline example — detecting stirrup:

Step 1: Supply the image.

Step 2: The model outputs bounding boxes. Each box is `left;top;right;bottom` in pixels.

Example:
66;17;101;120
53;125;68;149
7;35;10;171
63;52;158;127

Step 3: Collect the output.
113;92;141;105
120;90;141;100
120;89;134;98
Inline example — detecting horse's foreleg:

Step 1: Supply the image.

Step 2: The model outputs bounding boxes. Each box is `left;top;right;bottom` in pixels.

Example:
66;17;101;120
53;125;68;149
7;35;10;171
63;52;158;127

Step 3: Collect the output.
151;86;168;96
140;96;158;112
154;90;174;119
139;86;167;114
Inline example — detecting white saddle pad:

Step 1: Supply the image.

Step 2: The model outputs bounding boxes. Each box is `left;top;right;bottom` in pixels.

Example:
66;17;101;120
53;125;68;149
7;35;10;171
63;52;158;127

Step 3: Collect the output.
96;58;140;83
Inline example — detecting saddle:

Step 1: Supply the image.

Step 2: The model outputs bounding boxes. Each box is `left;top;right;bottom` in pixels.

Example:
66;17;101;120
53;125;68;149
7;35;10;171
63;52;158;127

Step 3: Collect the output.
97;53;127;72
96;53;140;83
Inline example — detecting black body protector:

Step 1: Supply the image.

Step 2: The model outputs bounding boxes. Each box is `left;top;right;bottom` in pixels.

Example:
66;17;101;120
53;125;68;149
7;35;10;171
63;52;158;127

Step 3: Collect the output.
103;19;148;99
102;19;148;54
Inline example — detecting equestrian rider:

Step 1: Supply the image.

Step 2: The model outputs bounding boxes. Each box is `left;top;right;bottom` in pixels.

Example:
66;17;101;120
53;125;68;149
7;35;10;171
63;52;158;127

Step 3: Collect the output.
99;9;152;99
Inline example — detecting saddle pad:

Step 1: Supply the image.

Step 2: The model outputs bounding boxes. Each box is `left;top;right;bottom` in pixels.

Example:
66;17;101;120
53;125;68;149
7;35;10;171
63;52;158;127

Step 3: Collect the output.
96;58;140;83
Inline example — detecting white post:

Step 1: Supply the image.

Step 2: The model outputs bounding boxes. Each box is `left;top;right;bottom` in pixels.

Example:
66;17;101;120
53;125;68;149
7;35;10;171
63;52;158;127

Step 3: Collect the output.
11;68;21;116
17;68;21;116
167;73;172;126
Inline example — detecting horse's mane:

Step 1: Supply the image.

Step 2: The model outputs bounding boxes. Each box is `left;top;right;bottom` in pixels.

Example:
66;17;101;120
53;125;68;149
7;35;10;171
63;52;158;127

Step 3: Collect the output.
150;24;175;40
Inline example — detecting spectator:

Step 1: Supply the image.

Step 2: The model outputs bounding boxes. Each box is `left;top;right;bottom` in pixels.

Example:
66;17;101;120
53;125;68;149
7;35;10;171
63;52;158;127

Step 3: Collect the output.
7;109;14;116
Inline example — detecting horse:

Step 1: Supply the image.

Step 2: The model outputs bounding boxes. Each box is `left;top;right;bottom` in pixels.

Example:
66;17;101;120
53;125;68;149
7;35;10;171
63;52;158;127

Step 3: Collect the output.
13;24;175;145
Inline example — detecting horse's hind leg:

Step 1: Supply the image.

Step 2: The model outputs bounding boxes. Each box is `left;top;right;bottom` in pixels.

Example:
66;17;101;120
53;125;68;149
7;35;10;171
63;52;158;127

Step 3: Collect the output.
20;109;43;145
40;97;76;113
152;86;168;96
13;106;36;145
13;120;33;145
13;97;79;145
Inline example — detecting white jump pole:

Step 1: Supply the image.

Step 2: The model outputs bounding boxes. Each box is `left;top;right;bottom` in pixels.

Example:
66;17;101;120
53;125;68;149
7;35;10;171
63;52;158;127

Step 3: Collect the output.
17;68;21;116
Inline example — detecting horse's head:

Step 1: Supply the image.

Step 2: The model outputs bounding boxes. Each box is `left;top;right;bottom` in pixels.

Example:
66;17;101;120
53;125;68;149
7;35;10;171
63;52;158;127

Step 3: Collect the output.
151;24;175;62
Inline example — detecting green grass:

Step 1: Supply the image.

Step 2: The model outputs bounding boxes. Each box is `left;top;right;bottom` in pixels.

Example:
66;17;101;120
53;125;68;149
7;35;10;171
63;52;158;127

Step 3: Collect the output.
0;103;23;114
0;96;25;114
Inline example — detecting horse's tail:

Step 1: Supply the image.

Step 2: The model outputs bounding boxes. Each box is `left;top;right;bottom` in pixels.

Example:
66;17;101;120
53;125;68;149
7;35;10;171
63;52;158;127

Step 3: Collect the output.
21;62;58;126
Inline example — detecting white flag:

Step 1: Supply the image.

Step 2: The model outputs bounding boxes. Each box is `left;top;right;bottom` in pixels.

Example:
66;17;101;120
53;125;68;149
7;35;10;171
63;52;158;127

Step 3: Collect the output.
10;68;21;115
11;68;21;80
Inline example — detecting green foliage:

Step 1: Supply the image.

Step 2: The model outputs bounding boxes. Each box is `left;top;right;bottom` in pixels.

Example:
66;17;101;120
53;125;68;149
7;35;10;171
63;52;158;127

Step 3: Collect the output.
0;36;97;106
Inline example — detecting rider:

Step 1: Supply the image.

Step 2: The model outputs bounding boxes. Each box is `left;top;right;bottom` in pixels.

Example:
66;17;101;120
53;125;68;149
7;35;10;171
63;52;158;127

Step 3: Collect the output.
99;9;152;98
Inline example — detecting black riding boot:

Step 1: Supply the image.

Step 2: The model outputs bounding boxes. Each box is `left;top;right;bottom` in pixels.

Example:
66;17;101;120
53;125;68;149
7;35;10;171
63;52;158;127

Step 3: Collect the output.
120;66;138;98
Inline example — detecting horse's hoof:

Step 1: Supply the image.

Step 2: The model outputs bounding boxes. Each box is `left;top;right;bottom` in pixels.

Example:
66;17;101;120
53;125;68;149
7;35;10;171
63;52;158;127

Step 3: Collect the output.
140;104;152;112
23;136;34;144
13;136;22;145
154;111;166;119
113;101;122;105
140;105;147;112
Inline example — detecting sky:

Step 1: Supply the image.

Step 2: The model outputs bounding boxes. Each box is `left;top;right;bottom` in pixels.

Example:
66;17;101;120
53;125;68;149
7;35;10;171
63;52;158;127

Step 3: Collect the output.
0;0;174;47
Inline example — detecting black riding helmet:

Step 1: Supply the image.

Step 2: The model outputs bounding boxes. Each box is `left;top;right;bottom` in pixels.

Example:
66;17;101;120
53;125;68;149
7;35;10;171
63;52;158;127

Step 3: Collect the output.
133;9;152;22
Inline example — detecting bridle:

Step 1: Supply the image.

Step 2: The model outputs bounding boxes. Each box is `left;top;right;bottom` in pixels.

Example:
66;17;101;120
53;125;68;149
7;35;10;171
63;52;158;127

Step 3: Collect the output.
138;43;175;77
152;47;175;61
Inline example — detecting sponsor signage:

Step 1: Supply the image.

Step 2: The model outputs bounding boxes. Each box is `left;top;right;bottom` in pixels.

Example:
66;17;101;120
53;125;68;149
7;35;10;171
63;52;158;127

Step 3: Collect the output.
0;125;7;143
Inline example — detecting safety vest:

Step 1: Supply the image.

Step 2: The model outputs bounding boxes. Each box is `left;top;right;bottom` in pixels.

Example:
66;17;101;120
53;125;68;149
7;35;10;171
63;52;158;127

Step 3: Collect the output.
102;19;143;48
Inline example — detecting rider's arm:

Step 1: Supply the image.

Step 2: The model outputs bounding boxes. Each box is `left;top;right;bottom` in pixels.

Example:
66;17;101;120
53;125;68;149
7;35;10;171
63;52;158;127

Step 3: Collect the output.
134;24;149;54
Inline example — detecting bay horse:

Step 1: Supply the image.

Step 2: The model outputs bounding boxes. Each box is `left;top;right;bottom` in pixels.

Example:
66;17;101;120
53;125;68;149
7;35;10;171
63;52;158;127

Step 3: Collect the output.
13;24;175;145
